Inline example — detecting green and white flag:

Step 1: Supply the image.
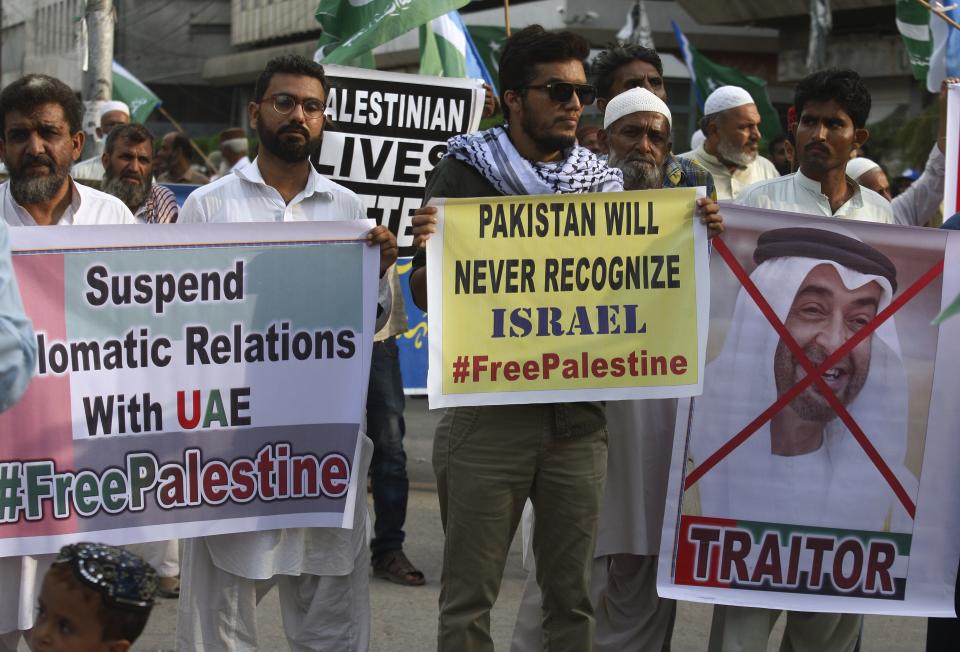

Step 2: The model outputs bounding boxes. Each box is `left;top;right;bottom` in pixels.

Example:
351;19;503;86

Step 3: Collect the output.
896;0;933;81
466;25;507;88
672;21;781;140
315;0;468;67
111;61;160;123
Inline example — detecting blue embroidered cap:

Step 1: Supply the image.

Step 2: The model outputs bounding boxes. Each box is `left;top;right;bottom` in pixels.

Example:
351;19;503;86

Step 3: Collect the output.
54;542;158;610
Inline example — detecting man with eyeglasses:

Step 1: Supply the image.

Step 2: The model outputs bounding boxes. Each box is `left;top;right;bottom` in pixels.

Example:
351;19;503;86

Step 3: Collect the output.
176;54;397;652
410;25;621;652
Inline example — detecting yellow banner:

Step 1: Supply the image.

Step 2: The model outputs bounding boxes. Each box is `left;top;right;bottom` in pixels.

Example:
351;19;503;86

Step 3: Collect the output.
427;188;710;407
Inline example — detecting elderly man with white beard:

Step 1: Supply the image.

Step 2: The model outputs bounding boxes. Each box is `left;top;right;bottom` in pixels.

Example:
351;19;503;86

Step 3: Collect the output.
679;85;780;200
510;87;722;652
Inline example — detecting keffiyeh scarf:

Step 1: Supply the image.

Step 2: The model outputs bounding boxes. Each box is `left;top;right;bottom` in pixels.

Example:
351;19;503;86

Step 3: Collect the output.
446;125;623;195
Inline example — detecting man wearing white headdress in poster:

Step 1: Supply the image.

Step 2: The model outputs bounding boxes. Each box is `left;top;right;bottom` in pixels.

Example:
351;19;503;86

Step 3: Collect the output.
678;85;779;200
690;226;914;531
701;68;911;652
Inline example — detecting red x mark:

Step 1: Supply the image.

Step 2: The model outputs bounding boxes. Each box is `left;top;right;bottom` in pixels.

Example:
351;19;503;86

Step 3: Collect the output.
684;237;945;520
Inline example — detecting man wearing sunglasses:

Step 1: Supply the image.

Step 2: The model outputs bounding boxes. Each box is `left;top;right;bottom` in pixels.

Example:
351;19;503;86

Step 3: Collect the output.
511;85;721;652
176;54;397;652
410;25;622;652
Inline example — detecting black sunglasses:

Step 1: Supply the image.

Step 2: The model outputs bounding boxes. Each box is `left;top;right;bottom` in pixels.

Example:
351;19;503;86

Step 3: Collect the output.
522;82;597;106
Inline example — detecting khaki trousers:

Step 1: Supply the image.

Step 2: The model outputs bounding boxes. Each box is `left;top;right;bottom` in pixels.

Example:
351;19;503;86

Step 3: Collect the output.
708;606;862;652
434;404;607;652
511;555;676;652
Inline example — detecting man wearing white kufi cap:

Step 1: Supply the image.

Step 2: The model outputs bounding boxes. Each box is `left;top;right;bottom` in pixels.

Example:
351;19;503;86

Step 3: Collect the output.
679;85;779;199
72;100;131;182
510;86;722;652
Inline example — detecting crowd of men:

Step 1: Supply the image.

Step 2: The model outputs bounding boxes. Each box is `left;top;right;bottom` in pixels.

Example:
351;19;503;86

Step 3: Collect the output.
0;20;956;652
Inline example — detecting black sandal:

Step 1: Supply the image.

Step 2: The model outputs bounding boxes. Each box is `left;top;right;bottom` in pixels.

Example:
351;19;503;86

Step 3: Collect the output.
372;550;425;586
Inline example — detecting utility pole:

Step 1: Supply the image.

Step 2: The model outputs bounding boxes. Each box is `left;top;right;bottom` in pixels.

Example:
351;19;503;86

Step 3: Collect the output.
82;0;113;158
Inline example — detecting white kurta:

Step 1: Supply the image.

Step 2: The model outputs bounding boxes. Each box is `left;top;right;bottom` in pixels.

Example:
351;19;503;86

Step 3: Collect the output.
892;144;945;226
0;178;134;637
595;399;676;557
677;144;779;200
179;158;388;579
71;155;104;183
735;169;894;223
1;179;136;226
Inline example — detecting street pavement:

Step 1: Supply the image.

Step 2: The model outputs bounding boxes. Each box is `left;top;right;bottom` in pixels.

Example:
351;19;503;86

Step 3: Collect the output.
92;397;926;650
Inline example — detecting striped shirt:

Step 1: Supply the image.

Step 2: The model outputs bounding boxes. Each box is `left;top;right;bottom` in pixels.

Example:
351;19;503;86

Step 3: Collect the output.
135;183;179;224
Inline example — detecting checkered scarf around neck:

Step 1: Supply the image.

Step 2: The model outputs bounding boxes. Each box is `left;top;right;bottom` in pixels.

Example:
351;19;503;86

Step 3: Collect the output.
446;125;623;195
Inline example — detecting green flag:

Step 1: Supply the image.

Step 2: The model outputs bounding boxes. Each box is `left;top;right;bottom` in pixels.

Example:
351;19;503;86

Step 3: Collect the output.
315;0;468;67
466;25;507;90
111;61;160;123
896;0;933;81
672;22;781;140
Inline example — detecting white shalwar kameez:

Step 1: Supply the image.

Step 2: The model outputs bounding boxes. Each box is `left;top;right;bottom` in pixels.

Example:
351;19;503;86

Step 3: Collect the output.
175;159;389;651
0;179;135;652
702;173;909;652
677;144;779;200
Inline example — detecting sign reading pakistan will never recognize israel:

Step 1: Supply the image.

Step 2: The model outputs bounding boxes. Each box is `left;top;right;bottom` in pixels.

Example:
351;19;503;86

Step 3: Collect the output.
0;222;378;556
426;188;710;407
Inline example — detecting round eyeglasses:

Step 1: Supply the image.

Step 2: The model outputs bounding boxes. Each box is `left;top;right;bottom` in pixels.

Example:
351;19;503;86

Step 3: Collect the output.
260;93;326;120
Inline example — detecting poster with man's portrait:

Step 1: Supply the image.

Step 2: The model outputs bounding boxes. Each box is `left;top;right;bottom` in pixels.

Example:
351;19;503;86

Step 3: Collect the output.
658;204;960;617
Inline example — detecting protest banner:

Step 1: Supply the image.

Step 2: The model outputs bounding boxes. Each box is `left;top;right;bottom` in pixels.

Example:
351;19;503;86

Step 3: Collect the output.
426;188;710;408
316;65;485;257
658;204;960;616
315;66;485;394
0;221;378;557
396;260;428;393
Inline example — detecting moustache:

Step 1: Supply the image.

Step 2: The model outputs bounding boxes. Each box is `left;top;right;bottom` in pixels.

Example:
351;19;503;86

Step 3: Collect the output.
21;153;56;171
796;343;851;374
279;125;311;139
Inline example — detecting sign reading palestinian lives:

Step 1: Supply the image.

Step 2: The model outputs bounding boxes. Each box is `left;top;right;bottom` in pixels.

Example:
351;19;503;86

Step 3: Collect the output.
317;65;485;258
658;204;960;617
0;222;378;557
426;188;710;408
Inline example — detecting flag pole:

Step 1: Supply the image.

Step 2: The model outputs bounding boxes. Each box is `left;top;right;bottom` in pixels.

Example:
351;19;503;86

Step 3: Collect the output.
504;0;511;36
156;106;216;172
918;0;960;31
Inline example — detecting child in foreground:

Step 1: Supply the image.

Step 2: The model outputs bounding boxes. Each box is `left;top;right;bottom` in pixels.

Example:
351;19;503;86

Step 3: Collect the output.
30;542;158;652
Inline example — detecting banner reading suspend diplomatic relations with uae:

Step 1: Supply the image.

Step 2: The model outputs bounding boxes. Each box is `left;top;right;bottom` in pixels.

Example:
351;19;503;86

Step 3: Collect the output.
426;188;711;407
0;222;378;557
658;205;960;617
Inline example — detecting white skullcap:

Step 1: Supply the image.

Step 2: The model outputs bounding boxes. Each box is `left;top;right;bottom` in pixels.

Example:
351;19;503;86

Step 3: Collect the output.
690;129;705;151
703;86;754;115
603;87;672;130
846;156;881;180
99;101;130;119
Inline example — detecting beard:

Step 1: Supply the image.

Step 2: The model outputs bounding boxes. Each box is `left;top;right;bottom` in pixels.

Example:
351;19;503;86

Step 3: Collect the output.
102;171;151;211
8;153;69;204
258;121;321;163
717;139;758;167
521;112;576;154
607;151;663;190
773;340;870;423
